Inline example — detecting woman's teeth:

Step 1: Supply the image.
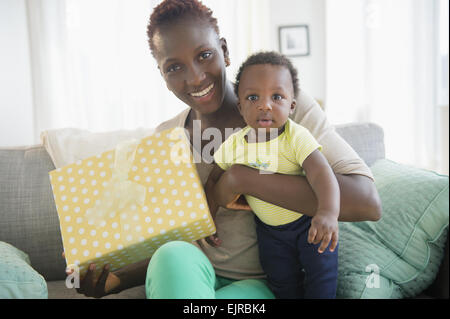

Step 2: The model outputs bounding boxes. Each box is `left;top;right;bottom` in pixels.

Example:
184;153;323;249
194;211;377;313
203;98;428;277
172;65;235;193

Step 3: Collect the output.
190;83;214;97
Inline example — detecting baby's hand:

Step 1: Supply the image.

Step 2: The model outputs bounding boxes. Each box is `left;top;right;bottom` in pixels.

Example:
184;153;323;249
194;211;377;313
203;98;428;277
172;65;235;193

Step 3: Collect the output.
308;212;339;253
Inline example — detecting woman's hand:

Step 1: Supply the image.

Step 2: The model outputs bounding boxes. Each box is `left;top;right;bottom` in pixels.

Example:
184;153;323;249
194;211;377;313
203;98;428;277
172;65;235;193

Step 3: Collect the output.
63;252;121;298
203;233;222;247
213;165;252;211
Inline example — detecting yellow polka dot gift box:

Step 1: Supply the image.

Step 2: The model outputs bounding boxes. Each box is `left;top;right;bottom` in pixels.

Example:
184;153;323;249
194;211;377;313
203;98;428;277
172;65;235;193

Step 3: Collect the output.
49;127;216;277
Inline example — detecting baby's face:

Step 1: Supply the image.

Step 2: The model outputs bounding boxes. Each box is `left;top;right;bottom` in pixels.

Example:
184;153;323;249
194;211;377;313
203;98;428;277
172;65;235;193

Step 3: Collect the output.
237;64;296;133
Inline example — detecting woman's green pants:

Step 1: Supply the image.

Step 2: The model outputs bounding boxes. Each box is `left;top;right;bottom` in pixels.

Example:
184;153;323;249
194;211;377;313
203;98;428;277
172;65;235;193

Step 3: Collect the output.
145;241;275;299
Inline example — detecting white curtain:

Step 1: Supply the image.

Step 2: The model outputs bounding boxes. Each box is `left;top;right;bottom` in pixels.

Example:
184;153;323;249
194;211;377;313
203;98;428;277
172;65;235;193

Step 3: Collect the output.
26;0;270;139
203;0;271;82
325;0;445;172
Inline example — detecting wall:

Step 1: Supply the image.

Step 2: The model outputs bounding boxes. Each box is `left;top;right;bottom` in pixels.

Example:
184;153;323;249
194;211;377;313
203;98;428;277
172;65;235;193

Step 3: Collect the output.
268;0;326;104
0;0;35;147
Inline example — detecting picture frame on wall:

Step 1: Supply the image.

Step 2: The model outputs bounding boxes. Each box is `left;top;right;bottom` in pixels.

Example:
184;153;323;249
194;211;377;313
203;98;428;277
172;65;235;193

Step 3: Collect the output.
278;25;310;57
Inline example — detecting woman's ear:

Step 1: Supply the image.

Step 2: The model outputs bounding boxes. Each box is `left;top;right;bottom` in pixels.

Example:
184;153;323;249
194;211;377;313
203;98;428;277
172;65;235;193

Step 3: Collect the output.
157;66;171;90
220;37;230;67
290;99;297;115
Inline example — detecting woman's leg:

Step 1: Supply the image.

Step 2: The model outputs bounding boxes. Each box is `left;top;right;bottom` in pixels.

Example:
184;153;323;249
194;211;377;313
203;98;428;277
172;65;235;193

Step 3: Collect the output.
145;240;275;299
145;241;216;299
214;276;275;299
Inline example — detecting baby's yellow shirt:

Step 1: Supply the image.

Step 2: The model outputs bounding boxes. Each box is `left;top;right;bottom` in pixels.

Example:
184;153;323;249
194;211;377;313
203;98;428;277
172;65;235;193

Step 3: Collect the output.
213;118;322;226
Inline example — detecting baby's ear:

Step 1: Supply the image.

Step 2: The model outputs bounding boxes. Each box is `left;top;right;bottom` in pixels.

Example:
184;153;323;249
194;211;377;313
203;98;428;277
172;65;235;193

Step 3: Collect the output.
237;101;242;113
290;99;297;114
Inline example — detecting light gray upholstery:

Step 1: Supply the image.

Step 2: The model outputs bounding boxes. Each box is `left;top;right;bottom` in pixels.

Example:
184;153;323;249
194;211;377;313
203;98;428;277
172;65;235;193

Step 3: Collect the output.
0;145;66;281
335;122;385;167
46;281;146;299
0;123;393;298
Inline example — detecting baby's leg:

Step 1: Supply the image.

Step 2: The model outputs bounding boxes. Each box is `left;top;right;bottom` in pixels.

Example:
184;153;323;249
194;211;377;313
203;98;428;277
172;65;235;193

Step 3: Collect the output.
296;216;339;299
254;217;304;299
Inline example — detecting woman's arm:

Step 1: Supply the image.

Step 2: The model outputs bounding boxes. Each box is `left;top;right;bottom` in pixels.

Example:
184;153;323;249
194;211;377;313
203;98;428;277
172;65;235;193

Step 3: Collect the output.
63;254;150;298
216;164;381;222
112;258;150;292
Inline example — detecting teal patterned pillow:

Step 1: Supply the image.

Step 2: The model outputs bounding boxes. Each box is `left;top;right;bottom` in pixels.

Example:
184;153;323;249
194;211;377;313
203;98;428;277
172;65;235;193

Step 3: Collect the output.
337;159;449;298
0;241;48;299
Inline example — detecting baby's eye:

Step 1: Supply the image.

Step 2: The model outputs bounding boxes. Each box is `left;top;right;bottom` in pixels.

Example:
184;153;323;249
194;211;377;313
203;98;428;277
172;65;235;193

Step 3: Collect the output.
166;64;181;73
273;94;283;101
246;95;258;101
199;51;212;60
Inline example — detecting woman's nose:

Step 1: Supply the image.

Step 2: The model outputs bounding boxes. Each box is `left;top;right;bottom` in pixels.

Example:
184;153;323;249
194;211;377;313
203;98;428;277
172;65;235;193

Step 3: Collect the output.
186;64;206;86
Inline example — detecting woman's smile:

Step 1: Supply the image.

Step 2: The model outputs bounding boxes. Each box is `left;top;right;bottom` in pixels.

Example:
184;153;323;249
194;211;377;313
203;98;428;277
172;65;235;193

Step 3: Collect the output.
189;82;215;103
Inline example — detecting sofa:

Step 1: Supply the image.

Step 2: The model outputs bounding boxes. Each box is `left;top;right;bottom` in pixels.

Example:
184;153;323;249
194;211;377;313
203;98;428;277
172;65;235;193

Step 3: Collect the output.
0;122;448;299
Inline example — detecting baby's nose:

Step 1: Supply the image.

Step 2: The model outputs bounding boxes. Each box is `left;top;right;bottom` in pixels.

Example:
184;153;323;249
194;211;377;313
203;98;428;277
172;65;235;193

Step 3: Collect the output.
258;100;273;111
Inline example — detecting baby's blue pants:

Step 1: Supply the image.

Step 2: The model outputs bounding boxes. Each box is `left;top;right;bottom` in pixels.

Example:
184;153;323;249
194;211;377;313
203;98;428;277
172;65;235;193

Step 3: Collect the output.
255;215;339;299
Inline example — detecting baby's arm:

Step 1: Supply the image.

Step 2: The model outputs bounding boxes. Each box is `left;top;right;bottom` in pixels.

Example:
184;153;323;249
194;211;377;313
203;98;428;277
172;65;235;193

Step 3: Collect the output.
302;149;340;253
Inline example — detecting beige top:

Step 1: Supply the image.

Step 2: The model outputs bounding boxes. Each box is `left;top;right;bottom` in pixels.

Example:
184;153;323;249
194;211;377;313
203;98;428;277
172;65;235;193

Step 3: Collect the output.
154;90;374;280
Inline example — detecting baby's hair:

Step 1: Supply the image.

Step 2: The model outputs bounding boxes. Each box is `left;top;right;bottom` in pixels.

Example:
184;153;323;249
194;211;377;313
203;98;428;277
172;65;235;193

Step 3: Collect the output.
234;51;300;99
147;0;220;57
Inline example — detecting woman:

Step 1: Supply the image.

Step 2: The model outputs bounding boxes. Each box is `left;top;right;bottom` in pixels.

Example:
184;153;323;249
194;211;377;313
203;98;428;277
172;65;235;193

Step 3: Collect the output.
72;0;381;298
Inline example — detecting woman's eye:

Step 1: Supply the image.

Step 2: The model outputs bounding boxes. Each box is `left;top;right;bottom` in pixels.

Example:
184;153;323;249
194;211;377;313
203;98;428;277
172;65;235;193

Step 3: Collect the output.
247;95;258;101
199;51;212;60
273;94;282;101
167;64;180;73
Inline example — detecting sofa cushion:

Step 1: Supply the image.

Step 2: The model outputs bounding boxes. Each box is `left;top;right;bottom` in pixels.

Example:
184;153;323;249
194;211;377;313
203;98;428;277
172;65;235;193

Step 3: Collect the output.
0;146;67;281
46;281;146;299
337;159;449;298
0;241;48;298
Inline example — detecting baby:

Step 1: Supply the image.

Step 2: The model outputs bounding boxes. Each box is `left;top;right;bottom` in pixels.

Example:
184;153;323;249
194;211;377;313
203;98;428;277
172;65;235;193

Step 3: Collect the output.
205;51;340;299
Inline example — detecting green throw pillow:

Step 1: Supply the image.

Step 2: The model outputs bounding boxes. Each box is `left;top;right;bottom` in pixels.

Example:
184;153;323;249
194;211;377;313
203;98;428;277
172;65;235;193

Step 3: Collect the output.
0;241;48;299
337;159;449;298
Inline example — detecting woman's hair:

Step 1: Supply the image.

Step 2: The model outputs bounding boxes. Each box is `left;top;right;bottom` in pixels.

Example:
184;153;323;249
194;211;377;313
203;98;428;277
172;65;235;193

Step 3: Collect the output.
234;51;300;99
147;0;220;57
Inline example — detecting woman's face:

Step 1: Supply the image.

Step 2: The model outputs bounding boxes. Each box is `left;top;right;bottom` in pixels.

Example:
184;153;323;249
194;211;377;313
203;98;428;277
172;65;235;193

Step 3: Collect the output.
152;18;229;115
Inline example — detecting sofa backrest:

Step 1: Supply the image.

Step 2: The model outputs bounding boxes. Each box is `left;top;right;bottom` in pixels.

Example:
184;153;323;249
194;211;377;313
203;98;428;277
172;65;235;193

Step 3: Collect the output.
0;145;66;281
0;123;386;281
335;122;385;167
